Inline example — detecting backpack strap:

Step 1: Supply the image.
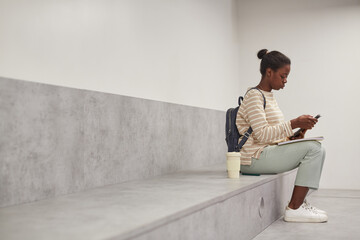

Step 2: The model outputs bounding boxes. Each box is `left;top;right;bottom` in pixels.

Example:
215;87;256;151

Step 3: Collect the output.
237;88;265;107
238;96;243;106
247;87;266;109
237;88;266;151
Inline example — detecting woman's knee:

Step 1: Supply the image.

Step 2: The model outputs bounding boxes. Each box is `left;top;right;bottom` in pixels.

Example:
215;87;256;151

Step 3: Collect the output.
313;142;326;159
296;141;325;161
304;141;326;163
320;144;326;157
304;140;323;153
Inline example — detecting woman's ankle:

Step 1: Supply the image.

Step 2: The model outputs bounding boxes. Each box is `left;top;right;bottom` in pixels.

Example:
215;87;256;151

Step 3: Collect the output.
288;202;302;210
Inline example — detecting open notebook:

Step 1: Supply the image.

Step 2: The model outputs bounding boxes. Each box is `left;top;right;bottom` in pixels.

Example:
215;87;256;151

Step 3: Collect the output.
278;136;324;146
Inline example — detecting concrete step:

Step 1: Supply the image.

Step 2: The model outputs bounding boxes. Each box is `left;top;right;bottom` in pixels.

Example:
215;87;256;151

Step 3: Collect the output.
0;163;297;240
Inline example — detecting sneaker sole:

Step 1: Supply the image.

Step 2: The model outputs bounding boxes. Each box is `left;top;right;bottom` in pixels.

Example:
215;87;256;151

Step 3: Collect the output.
284;216;328;223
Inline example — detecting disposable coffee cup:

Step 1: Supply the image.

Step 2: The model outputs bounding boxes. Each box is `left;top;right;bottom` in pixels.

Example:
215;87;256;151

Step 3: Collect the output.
226;152;241;179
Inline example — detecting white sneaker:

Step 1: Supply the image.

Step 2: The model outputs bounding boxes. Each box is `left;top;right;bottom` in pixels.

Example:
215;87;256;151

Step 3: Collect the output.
304;199;327;215
284;202;328;223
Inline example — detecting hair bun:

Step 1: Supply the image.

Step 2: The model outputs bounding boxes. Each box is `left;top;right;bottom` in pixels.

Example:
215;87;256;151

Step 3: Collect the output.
257;49;268;59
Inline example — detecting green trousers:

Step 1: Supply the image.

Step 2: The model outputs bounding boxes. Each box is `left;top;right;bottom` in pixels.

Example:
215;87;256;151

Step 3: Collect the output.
241;141;325;190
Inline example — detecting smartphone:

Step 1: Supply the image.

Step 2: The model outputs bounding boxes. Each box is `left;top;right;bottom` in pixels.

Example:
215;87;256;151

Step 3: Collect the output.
292;114;321;138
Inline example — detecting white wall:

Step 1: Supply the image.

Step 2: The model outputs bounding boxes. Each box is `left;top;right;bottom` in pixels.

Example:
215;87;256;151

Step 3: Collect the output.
0;0;241;111
1;0;360;189
237;0;360;189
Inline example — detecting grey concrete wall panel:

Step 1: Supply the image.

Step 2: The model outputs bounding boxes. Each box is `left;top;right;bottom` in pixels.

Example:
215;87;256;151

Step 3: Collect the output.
0;77;226;207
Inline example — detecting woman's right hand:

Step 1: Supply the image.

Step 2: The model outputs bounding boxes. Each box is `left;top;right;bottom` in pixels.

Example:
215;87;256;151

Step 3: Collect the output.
290;115;318;129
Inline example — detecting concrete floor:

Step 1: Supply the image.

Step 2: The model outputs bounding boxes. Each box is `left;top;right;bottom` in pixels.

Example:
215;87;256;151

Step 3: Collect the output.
253;189;360;240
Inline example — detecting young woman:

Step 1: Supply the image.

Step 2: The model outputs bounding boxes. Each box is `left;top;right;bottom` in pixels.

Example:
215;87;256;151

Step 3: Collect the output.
236;49;327;223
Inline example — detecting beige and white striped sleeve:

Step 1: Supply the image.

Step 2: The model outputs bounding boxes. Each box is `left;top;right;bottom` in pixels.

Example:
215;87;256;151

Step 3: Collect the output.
242;90;293;144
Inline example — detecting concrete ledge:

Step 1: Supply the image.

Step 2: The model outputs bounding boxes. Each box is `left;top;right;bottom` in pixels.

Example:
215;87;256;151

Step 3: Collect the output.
0;163;297;240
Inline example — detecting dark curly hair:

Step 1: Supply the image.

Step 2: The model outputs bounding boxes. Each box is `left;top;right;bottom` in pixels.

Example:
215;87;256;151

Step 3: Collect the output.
257;49;291;76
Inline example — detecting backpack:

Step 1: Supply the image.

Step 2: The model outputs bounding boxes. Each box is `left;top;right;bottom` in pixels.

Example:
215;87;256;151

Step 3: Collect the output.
225;88;266;152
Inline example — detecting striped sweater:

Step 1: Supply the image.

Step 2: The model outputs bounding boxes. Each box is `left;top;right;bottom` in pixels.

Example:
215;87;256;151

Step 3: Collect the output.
236;88;293;165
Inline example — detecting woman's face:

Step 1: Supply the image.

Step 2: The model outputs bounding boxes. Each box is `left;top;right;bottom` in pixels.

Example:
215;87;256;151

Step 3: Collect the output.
268;64;291;90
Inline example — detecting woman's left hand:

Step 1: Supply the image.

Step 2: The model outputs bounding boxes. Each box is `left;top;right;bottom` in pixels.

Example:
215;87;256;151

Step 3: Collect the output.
289;129;307;140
